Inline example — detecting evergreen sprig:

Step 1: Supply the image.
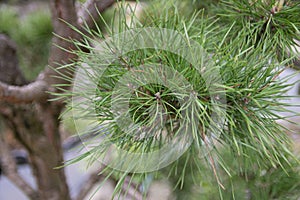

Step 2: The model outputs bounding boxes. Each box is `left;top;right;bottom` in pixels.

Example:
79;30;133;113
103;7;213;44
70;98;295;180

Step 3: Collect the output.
216;0;300;60
59;0;300;199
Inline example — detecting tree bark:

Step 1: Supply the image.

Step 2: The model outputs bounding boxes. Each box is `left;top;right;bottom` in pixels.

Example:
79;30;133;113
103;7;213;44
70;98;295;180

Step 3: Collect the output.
0;34;70;200
0;1;117;199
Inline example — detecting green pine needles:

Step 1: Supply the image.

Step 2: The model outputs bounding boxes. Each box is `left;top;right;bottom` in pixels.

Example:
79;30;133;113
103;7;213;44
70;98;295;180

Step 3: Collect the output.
59;0;300;199
217;0;300;59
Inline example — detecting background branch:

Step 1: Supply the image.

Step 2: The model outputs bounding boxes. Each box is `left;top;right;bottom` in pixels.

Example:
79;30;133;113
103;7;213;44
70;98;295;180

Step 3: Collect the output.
0;0;117;104
0;133;38;199
0;81;48;103
77;0;116;28
75;166;105;200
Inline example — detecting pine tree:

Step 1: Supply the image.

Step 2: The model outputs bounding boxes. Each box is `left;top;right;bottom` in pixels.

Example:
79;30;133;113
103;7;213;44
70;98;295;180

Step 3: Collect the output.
61;0;300;199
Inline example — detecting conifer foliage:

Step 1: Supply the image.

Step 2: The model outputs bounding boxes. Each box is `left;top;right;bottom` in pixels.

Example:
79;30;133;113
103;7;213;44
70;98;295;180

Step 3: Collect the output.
63;0;300;199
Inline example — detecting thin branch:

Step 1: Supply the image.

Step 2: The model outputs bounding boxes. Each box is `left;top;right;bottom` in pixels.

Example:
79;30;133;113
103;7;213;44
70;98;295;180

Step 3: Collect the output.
292;40;300;68
0;134;39;199
121;176;143;200
75;166;143;200
77;0;116;28
0;80;49;104
201;131;225;190
75;166;105;200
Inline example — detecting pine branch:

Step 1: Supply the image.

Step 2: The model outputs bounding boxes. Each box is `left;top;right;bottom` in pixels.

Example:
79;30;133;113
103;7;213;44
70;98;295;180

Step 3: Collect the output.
56;0;300;199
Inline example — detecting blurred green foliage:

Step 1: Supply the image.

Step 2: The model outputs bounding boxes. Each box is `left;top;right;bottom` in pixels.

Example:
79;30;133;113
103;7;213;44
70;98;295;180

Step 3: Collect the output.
169;148;300;200
0;5;18;35
0;4;52;80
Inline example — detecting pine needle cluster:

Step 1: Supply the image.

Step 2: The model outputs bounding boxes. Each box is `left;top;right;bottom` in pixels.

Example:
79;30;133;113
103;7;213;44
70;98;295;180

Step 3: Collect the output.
59;0;300;199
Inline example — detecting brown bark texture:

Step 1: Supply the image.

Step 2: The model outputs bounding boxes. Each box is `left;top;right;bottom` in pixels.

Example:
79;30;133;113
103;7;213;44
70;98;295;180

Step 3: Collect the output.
0;0;115;199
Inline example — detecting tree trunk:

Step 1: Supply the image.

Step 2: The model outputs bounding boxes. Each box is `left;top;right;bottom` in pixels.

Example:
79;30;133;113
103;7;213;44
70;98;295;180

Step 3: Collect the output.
0;1;116;199
0;34;70;200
